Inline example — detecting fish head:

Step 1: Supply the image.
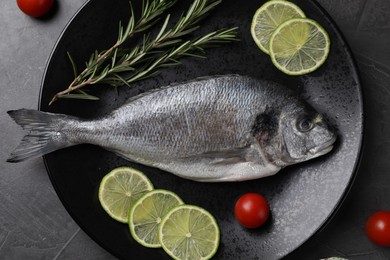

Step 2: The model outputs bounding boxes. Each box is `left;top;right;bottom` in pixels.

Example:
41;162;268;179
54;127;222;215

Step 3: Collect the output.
279;104;336;165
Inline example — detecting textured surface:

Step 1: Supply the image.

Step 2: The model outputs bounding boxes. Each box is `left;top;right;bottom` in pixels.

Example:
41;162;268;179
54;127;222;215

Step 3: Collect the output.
0;1;389;260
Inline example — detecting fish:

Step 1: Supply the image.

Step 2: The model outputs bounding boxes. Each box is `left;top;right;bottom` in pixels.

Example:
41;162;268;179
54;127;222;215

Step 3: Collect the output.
7;75;336;182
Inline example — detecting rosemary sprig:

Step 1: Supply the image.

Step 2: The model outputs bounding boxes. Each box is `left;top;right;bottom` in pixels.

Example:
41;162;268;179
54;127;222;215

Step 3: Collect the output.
49;0;175;104
49;0;238;105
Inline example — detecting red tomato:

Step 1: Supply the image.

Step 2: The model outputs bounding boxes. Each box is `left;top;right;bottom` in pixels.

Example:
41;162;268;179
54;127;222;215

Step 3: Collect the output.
365;211;390;246
234;193;270;228
17;0;54;17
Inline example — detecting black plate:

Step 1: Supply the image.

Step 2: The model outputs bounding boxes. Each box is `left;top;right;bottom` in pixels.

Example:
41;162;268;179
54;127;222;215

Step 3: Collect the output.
39;0;363;259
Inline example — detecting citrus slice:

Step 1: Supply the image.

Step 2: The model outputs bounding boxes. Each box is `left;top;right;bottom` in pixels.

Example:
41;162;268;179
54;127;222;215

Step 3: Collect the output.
251;0;306;54
98;166;153;223
159;205;220;260
269;18;330;75
129;189;184;248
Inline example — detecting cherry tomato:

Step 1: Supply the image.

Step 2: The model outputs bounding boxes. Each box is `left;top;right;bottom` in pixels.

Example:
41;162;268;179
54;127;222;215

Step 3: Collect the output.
365;211;390;246
17;0;54;17
234;193;270;228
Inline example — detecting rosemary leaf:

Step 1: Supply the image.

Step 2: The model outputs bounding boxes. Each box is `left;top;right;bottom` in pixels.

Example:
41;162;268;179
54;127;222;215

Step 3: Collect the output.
67;52;78;78
112;74;132;87
59;93;100;101
155;15;171;41
122;1;135;42
111;48;118;69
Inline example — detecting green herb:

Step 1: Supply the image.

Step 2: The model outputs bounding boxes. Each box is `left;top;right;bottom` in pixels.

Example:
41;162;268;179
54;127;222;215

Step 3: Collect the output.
49;0;238;105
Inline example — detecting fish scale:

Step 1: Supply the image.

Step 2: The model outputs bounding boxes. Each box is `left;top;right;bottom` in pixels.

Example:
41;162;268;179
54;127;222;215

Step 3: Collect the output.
7;75;336;182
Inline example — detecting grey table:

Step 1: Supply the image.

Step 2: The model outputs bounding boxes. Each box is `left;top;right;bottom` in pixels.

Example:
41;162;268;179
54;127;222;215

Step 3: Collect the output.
1;0;389;259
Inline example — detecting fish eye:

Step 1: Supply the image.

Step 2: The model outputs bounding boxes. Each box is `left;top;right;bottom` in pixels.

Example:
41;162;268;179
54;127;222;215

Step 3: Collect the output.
297;119;314;132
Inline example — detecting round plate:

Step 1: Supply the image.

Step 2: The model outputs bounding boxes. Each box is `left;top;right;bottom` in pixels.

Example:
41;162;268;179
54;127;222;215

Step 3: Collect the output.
39;0;363;259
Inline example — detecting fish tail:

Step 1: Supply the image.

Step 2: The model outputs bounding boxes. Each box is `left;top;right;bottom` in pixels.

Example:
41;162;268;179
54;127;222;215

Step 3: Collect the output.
7;109;73;162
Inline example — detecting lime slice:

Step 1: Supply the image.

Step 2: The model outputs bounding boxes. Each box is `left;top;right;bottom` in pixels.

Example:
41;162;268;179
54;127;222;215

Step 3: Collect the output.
269;18;330;75
251;0;306;54
159;205;220;260
98;166;153;223
129;189;184;248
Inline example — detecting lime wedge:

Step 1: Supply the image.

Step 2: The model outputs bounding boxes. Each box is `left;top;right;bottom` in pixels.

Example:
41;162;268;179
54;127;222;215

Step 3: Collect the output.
98;166;153;223
269;18;330;75
159;205;220;260
251;0;306;54
129;189;184;248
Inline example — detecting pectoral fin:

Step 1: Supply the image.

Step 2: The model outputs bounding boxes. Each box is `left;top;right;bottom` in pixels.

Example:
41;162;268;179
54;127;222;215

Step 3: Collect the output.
180;144;265;166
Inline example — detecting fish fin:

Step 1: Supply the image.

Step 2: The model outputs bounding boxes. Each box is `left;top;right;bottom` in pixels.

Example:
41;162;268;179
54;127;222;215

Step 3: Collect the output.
7;109;71;162
111;150;139;163
183;147;251;166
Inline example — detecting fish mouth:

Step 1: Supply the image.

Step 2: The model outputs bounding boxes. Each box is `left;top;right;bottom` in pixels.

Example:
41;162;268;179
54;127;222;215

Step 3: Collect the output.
308;135;337;158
